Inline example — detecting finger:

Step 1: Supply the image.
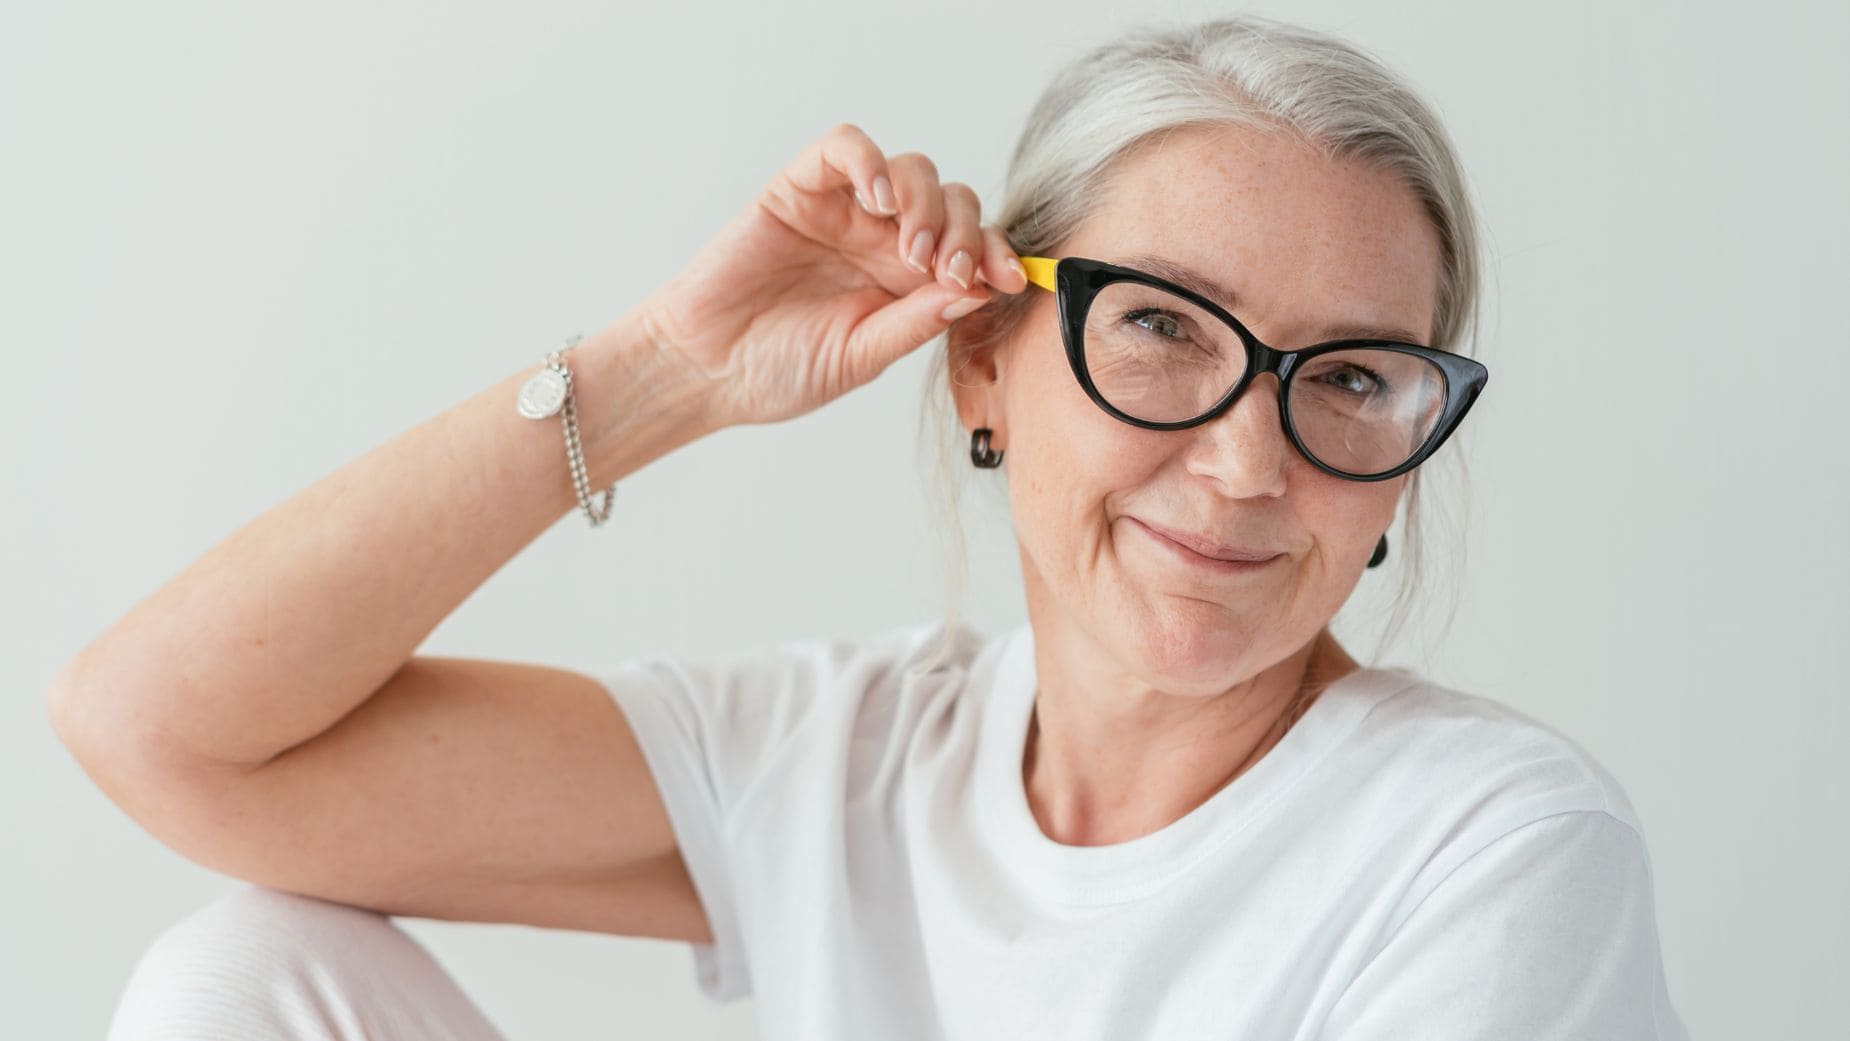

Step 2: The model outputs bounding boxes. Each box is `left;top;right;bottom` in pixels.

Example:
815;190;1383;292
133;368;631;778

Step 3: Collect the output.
782;122;898;217
975;224;1029;293
935;183;986;293
886;152;946;278
849;279;993;383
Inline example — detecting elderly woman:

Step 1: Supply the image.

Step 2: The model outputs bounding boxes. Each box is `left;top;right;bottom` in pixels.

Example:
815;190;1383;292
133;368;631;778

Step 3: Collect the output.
53;14;1687;1041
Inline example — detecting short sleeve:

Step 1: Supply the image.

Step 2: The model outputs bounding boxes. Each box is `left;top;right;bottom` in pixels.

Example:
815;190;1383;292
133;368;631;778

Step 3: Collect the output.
591;621;960;1005
1319;810;1691;1041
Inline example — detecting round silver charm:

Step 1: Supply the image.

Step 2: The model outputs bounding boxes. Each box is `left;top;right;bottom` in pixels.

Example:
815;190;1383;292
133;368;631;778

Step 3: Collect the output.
516;367;568;419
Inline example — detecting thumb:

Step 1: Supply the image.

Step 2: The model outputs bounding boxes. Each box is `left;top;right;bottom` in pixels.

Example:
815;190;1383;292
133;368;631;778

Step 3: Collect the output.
848;282;991;381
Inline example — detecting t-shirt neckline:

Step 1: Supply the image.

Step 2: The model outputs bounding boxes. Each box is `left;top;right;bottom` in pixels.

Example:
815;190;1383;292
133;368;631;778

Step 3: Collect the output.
973;621;1418;906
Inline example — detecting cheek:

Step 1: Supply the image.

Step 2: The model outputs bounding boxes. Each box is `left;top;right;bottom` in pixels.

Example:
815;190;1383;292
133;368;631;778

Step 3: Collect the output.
1303;481;1404;572
1010;413;1166;542
1008;341;1170;484
1004;371;1172;573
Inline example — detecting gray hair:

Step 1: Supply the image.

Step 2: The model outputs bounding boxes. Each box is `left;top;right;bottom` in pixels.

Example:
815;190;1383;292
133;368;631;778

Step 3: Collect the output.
912;13;1487;675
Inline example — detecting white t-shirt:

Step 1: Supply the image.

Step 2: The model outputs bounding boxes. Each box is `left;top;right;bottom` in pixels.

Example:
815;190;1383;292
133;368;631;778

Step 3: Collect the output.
597;619;1690;1040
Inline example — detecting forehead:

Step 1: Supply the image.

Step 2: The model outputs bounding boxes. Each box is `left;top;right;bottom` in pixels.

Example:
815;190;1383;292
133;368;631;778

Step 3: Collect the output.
1072;125;1443;347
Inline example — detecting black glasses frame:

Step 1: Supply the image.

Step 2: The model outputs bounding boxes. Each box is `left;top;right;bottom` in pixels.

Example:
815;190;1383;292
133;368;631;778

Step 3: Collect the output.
1036;256;1490;483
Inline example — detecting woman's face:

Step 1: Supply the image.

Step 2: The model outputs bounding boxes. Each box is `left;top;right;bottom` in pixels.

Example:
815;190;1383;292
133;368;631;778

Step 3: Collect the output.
957;124;1442;692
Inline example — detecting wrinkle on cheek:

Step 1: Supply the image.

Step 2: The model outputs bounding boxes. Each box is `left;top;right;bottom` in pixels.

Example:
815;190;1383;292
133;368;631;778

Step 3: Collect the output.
1067;504;1100;593
1287;544;1318;623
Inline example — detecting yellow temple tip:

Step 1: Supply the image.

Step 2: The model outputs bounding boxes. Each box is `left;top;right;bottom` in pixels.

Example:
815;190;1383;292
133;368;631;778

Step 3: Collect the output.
1016;256;1058;292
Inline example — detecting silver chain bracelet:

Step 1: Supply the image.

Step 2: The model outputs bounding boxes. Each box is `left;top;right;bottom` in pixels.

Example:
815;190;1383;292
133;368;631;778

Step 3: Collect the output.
515;333;615;527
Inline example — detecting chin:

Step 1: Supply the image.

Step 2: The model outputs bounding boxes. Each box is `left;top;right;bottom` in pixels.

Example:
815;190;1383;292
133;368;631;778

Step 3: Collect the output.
1121;609;1271;686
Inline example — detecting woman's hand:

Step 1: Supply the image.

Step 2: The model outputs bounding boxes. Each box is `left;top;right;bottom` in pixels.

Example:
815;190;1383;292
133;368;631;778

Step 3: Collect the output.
633;123;1029;428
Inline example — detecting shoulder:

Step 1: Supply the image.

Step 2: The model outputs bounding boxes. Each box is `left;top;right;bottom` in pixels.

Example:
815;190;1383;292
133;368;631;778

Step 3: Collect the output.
638;617;984;694
1323;671;1675;962
595;619;993;821
721;617;987;691
1343;669;1653;849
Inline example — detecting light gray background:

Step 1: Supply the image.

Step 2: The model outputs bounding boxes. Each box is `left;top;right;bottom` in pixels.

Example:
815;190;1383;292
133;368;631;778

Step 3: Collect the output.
5;1;1844;1037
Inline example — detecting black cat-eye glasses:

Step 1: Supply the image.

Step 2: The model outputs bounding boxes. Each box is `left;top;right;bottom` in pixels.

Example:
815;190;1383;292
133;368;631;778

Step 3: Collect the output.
1014;255;1489;482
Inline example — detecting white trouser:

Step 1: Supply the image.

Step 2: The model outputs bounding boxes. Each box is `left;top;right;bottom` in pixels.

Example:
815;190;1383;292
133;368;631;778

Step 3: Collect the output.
106;884;510;1041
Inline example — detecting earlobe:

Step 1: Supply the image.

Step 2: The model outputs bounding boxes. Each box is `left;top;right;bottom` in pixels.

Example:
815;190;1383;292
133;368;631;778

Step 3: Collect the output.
947;342;1003;434
951;377;1001;453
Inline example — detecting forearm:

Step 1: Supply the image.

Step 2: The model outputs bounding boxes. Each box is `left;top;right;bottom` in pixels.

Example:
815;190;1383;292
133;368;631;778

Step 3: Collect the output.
50;308;722;770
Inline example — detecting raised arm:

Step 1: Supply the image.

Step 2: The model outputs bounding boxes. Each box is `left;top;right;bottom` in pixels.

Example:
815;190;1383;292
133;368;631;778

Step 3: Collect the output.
46;123;1025;935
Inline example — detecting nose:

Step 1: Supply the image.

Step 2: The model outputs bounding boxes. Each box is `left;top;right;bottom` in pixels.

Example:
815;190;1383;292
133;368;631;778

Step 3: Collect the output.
1185;372;1290;498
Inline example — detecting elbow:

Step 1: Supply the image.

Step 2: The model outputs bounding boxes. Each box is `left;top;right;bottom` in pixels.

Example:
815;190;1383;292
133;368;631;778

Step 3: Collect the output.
46;656;92;755
45;655;218;840
47;665;139;789
45;651;150;772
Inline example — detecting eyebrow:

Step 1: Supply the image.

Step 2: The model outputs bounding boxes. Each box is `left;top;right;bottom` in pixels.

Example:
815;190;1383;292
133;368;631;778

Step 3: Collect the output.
1116;252;1429;346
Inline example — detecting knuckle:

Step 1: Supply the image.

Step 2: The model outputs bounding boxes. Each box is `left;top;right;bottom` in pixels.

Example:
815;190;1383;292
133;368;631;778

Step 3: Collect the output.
828;122;876;161
944;186;982;222
827;122;878;161
890;151;938;178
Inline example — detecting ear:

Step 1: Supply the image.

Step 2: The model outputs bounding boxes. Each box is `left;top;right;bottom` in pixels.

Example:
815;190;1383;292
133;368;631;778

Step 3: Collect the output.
945;301;1011;437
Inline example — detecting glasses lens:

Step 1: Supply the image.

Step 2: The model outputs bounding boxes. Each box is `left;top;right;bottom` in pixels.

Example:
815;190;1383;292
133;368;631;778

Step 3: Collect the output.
1079;280;1449;476
1287;347;1448;476
1082;281;1248;425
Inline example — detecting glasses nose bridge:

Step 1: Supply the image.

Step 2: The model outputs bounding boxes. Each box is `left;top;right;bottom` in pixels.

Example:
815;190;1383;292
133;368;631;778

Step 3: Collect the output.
1204;328;1291;428
1192;358;1293;494
1243;332;1291;380
1205;356;1289;441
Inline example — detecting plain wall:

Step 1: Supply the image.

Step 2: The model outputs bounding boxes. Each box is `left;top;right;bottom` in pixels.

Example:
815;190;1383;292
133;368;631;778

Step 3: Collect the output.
5;0;1845;1037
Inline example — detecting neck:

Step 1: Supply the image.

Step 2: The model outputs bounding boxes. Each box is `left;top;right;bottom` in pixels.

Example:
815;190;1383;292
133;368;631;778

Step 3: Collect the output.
1021;627;1359;847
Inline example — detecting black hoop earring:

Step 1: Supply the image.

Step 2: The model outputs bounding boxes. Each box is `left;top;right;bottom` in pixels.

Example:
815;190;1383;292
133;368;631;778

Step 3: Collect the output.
1367;533;1388;569
970;427;1004;468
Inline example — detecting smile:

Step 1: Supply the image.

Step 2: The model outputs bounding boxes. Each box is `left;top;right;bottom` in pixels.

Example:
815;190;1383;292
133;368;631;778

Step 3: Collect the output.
1127;517;1283;575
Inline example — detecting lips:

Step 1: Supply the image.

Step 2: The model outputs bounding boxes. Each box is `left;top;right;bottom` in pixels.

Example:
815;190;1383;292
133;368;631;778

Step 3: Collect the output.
1131;517;1281;563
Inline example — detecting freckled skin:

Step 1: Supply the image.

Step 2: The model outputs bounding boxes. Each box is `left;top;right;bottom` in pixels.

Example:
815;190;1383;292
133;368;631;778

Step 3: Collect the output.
949;124;1442;844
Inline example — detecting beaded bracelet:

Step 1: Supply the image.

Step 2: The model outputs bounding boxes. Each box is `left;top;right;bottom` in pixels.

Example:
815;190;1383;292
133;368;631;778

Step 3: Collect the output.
515;333;615;527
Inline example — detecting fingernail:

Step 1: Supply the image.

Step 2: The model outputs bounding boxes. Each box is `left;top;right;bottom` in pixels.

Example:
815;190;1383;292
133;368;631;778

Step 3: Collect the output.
855;189;877;215
1005;255;1026;288
947;250;973;290
872;175;898;215
941;296;985;321
906;229;934;274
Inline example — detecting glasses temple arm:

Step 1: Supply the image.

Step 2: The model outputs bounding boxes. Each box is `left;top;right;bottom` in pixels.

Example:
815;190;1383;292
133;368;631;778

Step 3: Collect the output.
1017;256;1059;292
